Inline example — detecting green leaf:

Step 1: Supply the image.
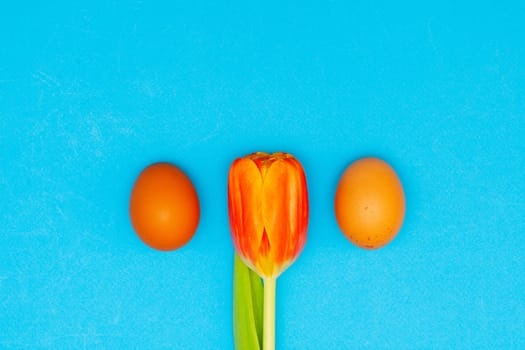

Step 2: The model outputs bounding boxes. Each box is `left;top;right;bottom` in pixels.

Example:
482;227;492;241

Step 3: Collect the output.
233;253;264;350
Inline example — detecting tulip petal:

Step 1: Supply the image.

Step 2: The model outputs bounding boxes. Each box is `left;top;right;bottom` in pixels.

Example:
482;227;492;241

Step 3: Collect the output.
228;158;265;263
262;158;308;275
255;229;274;277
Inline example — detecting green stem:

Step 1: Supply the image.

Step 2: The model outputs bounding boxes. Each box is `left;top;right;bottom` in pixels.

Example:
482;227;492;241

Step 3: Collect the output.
263;277;276;350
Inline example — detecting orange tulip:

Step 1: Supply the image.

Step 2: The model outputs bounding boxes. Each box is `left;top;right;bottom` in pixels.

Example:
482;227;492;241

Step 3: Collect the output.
228;151;309;279
228;151;309;350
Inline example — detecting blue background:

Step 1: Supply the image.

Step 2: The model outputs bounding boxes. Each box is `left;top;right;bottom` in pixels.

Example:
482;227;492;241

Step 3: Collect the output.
1;1;524;349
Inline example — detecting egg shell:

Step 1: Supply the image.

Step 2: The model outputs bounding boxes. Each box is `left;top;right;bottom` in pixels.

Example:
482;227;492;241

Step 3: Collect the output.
129;162;200;251
334;157;405;249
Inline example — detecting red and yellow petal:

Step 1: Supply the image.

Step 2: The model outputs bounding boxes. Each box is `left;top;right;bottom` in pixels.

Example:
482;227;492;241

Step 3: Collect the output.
228;158;264;263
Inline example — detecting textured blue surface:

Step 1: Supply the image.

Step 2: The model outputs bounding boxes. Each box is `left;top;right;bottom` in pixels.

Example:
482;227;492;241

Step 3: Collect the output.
1;1;525;349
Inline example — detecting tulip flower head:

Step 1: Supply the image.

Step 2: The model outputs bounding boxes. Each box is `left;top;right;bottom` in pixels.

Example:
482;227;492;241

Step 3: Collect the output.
228;152;309;279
